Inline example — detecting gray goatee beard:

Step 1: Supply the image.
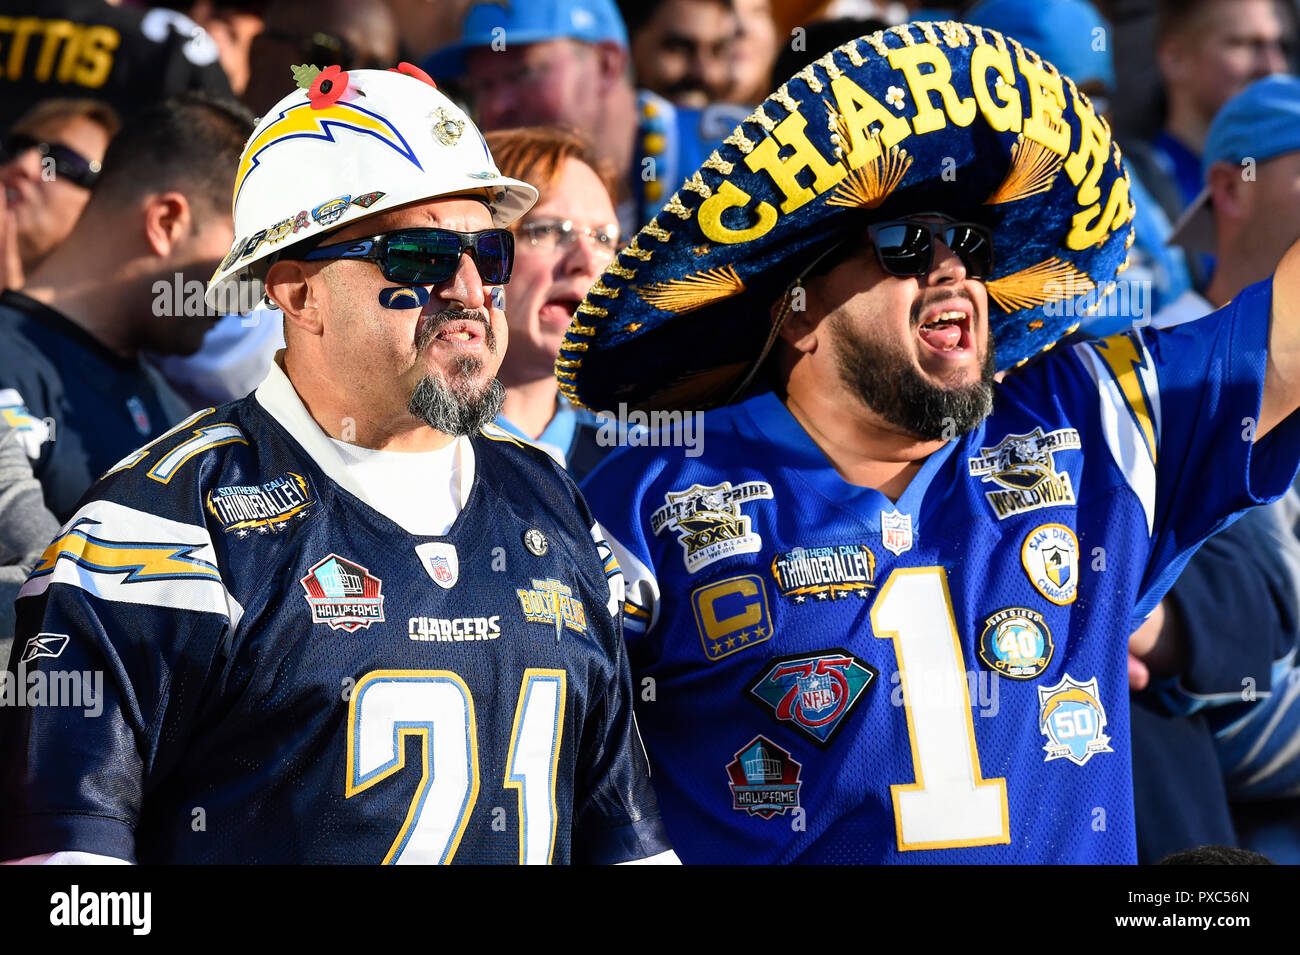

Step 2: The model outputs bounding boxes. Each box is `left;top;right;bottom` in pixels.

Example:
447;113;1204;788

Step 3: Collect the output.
407;308;506;436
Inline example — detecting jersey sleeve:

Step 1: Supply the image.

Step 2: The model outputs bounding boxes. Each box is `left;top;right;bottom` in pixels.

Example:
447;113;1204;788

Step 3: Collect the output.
1012;277;1300;616
566;495;672;863
580;450;666;670
0;496;238;861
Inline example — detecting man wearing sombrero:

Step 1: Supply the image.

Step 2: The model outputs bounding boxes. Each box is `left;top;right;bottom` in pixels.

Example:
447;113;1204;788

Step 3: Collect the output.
566;21;1300;862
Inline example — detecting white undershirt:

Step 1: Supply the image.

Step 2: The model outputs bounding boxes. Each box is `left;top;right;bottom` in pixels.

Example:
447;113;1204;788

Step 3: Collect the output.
326;435;466;536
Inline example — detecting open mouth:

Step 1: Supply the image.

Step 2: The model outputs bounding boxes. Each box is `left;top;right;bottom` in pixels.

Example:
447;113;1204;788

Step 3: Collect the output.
539;297;581;327
916;303;974;357
432;318;486;346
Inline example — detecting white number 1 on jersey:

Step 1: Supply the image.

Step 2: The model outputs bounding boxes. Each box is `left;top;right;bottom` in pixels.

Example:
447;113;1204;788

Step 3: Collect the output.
872;567;1010;850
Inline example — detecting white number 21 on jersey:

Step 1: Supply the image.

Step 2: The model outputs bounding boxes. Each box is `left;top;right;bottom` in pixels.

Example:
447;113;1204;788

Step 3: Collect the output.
346;669;565;864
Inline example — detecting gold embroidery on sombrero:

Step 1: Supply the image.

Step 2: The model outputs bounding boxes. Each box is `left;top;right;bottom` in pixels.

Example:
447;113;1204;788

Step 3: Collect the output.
661;194;691;219
642;218;672;242
745;104;777;132
622;239;652;261
564;341;589;351
702;152;734;175
889;23;916;46
864;33;890;57
772;84;802;111
682;172;712;197
569;322;597;335
635;266;745;314
606;262;636;279
985;258;1095;312
815;51;842;80
577;301;607;319
967;24;987;46
791;66;821;95
625;322;642;332
723;127;755;154
826;136;912;209
555;358;582;370
1083;283;1118;315
986;134;1063;205
589;280;621;298
941;21;970;47
840;38;865;67
917;22;940;45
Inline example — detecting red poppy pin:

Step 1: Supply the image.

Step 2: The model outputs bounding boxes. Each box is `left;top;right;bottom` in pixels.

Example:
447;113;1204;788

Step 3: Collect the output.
389;61;437;88
307;65;350;109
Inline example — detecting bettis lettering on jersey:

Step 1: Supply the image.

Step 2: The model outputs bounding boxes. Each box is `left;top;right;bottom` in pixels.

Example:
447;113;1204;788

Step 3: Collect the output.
206;472;313;535
650;480;774;573
770;543;876;602
967;427;1081;519
408;615;501;642
517;578;587;640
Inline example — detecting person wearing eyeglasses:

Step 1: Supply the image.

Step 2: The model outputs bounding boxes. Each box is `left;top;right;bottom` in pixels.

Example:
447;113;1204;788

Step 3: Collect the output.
566;24;1300;863
483;127;622;480
0;99;120;291
0;65;674;865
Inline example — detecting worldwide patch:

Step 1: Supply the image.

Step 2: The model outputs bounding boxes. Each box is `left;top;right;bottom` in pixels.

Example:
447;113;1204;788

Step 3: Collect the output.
1021;523;1079;605
300;554;384;632
408;615;500;642
650;480;774;573
414;541;457;589
967;427;1081;519
726;736;803;818
746;650;877;746
19;633;69;664
691;574;773;661
206;472;313;536
1037;674;1113;765
880;508;913;555
516;578;587;641
978;607;1054;679
770;543;876;602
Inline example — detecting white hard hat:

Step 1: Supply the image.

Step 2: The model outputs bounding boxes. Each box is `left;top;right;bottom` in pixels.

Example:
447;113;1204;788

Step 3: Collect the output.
207;65;538;311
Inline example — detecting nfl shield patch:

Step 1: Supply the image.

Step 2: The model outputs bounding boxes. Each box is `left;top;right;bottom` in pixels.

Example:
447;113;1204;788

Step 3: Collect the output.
880;509;913;556
415;542;458;589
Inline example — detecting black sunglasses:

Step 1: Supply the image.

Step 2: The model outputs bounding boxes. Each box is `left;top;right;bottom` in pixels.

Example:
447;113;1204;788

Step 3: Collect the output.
866;220;995;280
298;228;515;285
1;133;102;188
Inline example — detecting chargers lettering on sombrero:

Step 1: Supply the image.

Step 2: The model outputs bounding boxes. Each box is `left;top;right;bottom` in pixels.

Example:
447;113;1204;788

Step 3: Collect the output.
233;101;422;208
558;20;1135;413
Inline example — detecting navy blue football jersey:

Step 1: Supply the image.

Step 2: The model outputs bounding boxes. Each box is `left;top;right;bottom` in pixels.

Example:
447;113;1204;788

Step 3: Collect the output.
0;290;192;521
0;364;669;864
581;279;1300;864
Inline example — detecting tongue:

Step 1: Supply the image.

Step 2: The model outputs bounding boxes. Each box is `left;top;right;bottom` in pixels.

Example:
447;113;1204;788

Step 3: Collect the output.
539;302;574;325
919;323;962;351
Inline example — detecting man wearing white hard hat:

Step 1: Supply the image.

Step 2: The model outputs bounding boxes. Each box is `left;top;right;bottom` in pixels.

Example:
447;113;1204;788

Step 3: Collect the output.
0;63;674;865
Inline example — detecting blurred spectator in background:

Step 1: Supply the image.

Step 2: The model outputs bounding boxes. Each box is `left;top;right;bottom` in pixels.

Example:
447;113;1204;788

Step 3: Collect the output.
770;15;887;87
1126;0;1292;229
243;0;399;116
727;0;780;104
1132;76;1300;864
426;0;746;235
965;0;1193;325
386;0;473;64
0;0;249;129
0;93;254;521
486;126;621;480
0;415;59;672
619;0;737;108
0;99;119;292
147;1;269;97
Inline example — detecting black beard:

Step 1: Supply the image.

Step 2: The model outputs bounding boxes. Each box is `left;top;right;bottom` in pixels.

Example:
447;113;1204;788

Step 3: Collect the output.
830;309;997;441
407;308;505;436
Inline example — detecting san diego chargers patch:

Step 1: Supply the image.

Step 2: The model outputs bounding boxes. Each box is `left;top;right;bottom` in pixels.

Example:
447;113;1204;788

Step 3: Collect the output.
300;554;384;632
770;543;876;602
747;650;877;746
691;574;773;661
1038;674;1113;765
968;427;1080;519
650;480;773;573
726;736;803;818
207;472;313;536
1021;523;1079;605
978;607;1054;679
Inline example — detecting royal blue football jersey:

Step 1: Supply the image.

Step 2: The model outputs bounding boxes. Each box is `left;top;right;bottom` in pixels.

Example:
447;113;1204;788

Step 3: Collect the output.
0;364;669;865
581;278;1300;864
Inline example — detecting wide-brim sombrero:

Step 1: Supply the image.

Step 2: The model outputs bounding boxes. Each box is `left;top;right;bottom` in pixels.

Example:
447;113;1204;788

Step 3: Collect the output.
557;20;1135;412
